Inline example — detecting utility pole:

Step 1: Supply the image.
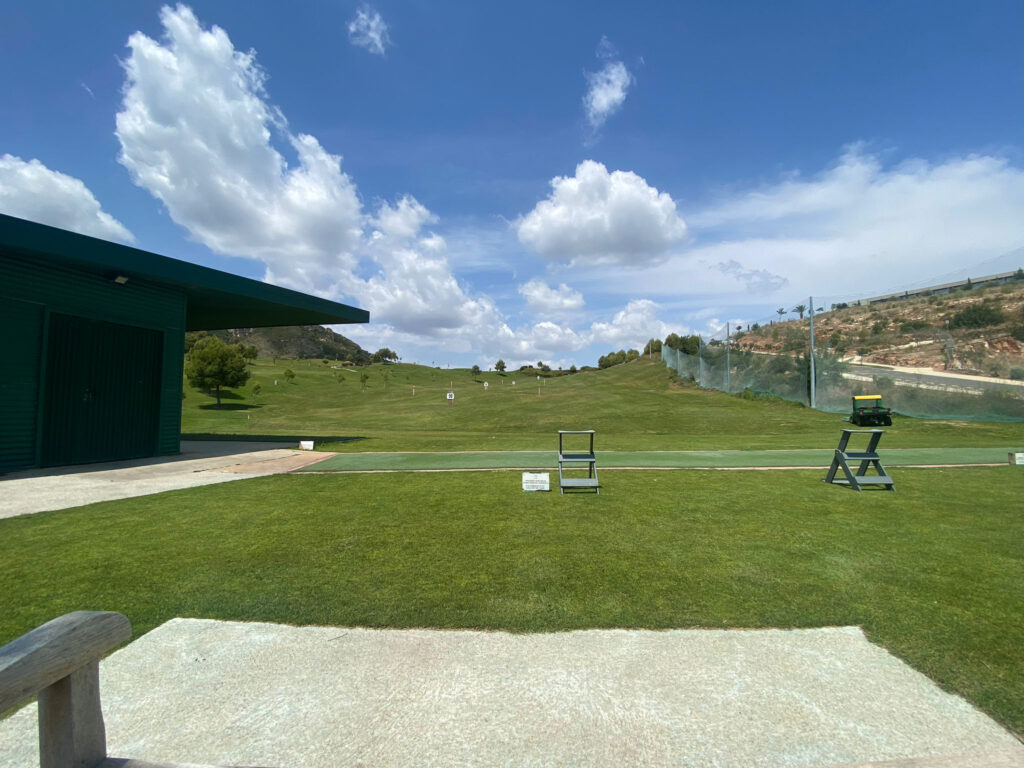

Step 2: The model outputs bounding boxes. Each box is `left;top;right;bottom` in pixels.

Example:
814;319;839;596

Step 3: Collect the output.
725;322;731;392
808;296;816;409
698;335;704;387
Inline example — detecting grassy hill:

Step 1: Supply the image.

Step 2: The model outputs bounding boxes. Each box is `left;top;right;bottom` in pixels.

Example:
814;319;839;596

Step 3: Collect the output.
182;356;1024;450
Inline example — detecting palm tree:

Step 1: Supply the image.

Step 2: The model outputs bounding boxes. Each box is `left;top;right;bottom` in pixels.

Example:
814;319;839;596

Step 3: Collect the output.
793;304;807;320
776;307;787;320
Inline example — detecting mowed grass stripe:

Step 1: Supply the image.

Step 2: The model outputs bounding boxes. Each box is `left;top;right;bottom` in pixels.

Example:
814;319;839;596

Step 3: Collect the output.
299;447;1016;471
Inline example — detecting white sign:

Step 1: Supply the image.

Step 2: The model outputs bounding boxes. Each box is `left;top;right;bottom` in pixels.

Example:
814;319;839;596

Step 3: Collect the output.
522;472;550;492
1010;452;1024;466
299;440;314;451
447;392;455;400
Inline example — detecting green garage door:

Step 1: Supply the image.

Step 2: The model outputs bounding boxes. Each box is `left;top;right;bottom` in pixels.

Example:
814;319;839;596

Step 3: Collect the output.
42;314;163;467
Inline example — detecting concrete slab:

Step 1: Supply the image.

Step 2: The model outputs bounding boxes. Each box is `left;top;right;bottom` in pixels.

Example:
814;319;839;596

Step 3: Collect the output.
1;620;1020;768
0;442;334;519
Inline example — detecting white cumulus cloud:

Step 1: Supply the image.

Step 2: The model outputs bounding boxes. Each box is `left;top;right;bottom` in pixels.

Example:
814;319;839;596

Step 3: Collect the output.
518;279;585;313
349;196;505;334
348;6;391;56
518;160;687;266
116;4;363;296
0;155;134;243
588;299;672;350
583;37;633;134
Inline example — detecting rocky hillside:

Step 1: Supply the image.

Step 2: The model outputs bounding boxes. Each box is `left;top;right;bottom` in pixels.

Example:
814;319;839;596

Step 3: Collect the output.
733;279;1024;379
214;325;371;363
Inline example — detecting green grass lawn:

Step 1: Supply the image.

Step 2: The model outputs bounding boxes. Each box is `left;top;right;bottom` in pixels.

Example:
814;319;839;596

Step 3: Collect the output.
2;467;1022;734
182;356;1024;451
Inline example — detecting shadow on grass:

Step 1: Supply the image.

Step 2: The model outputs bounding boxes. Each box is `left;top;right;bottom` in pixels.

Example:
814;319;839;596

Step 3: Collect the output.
182;433;368;445
197;403;263;411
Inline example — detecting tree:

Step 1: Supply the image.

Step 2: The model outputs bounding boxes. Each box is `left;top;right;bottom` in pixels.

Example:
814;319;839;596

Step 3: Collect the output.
372;347;399;364
793;304;807;320
359;371;369;391
238;344;258;362
184;331;209;355
251;383;261;400
644;338;662;355
184;336;250;408
495;359;506;372
569;364;577;374
471;364;481;377
776;307;787;320
283;368;295;383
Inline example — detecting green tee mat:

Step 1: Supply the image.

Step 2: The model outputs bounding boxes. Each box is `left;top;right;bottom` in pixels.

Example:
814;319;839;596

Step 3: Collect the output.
295;447;1013;472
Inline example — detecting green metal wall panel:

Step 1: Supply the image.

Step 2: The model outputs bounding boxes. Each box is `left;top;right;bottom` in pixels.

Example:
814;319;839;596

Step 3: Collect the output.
0;299;44;471
0;252;186;468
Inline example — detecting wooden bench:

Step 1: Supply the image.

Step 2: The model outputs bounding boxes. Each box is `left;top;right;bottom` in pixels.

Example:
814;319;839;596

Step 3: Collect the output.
0;611;268;768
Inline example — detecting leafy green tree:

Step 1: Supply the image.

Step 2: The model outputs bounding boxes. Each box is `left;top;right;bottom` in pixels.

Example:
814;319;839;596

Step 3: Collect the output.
569;365;577;373
495;359;506;372
251;383;261;400
184;336;250;408
644;338;662;355
238;344;258;361
283;368;295;383
184;331;209;355
471;364;481;376
359;371;369;391
371;347;399;363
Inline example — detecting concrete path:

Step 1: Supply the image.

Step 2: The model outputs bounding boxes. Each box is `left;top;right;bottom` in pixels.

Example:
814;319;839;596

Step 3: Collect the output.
0;441;333;519
1;620;1021;768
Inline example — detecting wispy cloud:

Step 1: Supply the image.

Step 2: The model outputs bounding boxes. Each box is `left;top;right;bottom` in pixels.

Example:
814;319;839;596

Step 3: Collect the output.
583;37;633;137
347;6;391;56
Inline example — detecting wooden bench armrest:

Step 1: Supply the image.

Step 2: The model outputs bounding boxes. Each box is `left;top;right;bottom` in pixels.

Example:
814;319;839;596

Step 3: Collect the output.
0;611;131;712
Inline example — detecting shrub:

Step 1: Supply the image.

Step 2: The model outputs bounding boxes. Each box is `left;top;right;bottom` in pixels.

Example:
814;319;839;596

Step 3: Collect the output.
949;304;1006;329
899;319;931;333
1010;367;1024;381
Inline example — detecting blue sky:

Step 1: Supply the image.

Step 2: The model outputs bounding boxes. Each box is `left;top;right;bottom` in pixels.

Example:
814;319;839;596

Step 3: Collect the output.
2;1;1024;368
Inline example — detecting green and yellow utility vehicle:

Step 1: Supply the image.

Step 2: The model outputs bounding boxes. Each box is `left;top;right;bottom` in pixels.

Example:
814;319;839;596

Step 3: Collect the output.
850;394;893;426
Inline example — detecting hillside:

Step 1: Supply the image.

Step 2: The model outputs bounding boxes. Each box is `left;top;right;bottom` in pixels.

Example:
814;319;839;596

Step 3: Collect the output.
734;279;1024;379
210;325;371;363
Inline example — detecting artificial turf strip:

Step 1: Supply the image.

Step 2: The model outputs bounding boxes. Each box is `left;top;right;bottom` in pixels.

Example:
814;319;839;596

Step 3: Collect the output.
297;446;1017;472
1;467;1021;735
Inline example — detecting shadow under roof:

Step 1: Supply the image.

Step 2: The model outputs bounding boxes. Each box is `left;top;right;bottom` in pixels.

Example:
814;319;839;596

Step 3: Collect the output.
1;214;369;330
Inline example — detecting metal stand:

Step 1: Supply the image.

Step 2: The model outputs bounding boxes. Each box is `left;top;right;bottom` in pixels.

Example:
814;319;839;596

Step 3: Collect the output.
558;430;599;494
823;429;895;491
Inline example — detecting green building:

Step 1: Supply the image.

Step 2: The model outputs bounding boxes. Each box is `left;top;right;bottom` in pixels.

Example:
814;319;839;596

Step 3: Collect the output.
0;213;368;471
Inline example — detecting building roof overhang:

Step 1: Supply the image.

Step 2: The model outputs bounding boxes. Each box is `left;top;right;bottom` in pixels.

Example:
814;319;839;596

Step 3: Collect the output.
0;214;369;330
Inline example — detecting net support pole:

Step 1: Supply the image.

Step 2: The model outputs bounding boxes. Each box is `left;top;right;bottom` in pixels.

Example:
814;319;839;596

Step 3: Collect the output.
725;322;731;393
698;335;704;388
809;296;816;409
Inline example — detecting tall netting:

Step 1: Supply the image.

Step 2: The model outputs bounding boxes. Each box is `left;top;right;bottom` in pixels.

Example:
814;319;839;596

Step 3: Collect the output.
662;339;1024;421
